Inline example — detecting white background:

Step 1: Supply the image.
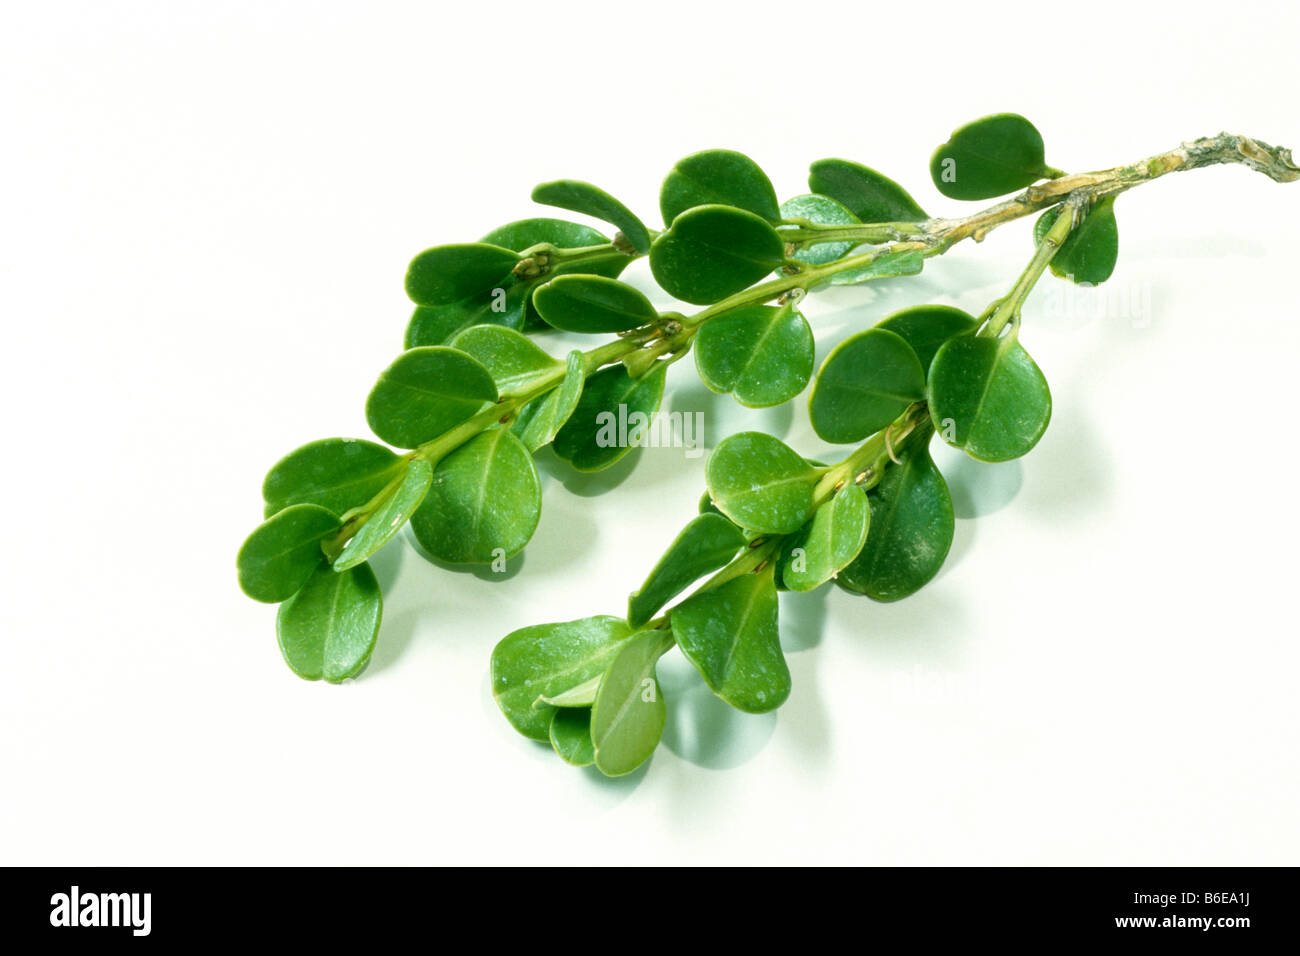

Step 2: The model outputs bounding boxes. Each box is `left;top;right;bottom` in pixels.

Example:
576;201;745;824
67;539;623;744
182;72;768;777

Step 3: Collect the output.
2;1;1297;865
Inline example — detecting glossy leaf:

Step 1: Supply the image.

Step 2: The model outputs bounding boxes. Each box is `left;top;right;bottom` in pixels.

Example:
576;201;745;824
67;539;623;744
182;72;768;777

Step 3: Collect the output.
780;483;870;592
531;179;651;254
533;275;658;333
809;328;925;443
660;148;780;225
364;346;497;449
512;350;585;452
450;324;559;392
276;561;382;682
237;504;340;603
410;428;540;563
930;113;1052;201
551;363;667;472
778;194;859;265
830;250;925;286
671;563;789;713
1034;197;1119;285
706;431;820;534
492;615;635;741
839;438;954;601
591;628;670;776
261;438;403;519
808;158;929;222
549;708;596;767
694;303;814;408
928;334;1052;462
650;205;785;305
627;513;748;628
405;243;522;306
332;458;432;571
875;304;979;373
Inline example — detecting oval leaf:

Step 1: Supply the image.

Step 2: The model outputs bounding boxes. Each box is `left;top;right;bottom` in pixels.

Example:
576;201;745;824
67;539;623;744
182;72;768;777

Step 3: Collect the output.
875;304;979;373
549;708;596;767
404;282;530;349
809;328;925;443
492;615;636;741
531;179;651;255
365;346;498;449
512;349;585;452
627;513;748;628
695;303;814;408
928;334;1052;462
660;148;780;225
706;432;820;534
332;458;432;571
405;243;522;306
410;428;540;564
1034;197;1119;285
276;561;382;682
591;629;671;776
780;483;870;592
930;113;1051;201
237;504;340;603
808;158;929;222
671;563;789;713
551;363;667;472
533;275;658;333
262;438;403;519
650;205;786;305
839;437;954;601
450;324;559;392
778;194;859;265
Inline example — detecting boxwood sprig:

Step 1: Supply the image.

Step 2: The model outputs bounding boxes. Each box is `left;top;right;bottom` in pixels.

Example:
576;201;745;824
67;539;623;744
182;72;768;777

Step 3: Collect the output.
238;115;1298;728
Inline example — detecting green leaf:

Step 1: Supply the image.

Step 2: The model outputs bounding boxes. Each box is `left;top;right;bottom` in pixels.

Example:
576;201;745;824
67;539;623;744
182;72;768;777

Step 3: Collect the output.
694;303;814;408
875;304;979;373
237;504;340;603
650;205;785;305
276;561;382;682
838;437;953;601
671;563;789;713
450;324;559;392
532;275;658;333
930;113;1052;201
410;427;540;564
551;362;667;472
809;328;925;443
332;458;432;571
404;284;529;349
549;708;596;767
660;148;780;225
364;346;497;449
808;158;929;222
405;243;522;306
627;513;748;628
538;675;602;708
829;249;926;286
492;615;636;741
591;628;671;775
1034;197;1119;285
261;438;403;519
780;483;870;592
479;218;611;254
928;334;1052;462
778;194;859;265
531;179;651;254
512;349;585;452
706;431;820;534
